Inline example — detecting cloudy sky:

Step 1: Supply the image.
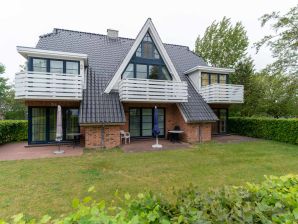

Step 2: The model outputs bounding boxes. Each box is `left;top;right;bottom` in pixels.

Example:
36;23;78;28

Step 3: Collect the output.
0;0;296;82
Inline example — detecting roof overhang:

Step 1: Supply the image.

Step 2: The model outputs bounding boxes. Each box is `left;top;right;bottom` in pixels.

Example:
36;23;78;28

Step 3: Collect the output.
104;18;181;93
17;46;88;63
184;65;235;74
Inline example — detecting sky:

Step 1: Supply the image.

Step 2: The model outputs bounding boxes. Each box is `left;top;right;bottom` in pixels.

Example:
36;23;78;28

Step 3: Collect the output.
0;0;296;83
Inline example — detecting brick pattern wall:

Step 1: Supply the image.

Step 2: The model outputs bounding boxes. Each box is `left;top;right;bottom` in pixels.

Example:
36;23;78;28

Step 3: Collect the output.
84;125;122;149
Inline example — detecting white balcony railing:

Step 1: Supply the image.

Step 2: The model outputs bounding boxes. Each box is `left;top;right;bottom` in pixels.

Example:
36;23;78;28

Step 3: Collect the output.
119;78;188;102
199;83;244;104
15;71;84;100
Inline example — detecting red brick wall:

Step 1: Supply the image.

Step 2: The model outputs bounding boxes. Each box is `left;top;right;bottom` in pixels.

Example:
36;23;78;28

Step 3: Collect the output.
84;125;122;149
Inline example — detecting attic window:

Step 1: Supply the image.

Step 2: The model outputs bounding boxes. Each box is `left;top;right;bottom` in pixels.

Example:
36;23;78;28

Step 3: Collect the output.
135;33;160;59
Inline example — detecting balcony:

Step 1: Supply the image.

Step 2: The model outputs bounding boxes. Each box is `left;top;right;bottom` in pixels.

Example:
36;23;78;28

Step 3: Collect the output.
199;83;244;104
119;78;188;102
15;71;84;100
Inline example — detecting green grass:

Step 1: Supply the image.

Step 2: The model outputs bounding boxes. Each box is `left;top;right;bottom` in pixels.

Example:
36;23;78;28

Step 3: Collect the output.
0;140;298;219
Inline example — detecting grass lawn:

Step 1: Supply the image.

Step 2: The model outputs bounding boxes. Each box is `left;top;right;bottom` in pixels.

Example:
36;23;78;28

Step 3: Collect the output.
0;140;298;220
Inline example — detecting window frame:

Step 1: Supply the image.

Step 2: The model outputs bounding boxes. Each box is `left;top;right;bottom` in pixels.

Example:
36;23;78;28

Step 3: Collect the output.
201;73;229;87
28;57;80;75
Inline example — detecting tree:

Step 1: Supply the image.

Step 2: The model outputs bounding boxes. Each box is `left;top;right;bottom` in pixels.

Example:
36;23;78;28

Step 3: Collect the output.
229;57;265;116
195;17;249;68
0;63;26;120
254;5;298;75
256;71;298;118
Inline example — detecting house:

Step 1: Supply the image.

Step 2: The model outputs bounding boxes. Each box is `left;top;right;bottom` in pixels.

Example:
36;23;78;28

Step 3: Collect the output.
15;19;244;148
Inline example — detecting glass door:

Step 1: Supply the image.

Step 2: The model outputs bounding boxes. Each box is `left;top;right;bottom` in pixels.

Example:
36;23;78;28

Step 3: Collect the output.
211;109;227;135
65;109;80;140
129;108;165;138
142;108;153;137
31;108;47;143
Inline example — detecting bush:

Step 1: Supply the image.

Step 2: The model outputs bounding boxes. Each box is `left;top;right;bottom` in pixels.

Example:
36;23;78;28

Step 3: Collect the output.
1;175;298;223
0;120;27;144
228;117;298;144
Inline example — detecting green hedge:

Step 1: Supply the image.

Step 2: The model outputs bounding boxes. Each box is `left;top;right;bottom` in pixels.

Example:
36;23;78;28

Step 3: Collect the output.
0;120;28;144
1;175;298;223
228;117;298;144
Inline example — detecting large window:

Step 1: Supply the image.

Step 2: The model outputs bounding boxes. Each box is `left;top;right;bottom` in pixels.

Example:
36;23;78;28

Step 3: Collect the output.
122;32;171;81
50;60;63;73
201;73;228;87
32;59;47;72
31;58;80;74
29;107;79;144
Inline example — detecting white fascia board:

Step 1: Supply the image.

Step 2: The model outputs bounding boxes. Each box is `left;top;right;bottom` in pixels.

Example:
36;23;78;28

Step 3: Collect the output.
104;18;181;93
17;46;88;63
184;66;235;74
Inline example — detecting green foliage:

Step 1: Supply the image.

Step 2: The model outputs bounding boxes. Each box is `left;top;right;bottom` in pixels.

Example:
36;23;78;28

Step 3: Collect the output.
0;120;28;144
2;175;298;223
229;117;298;144
195;17;249;67
0;63;26;120
254;5;298;75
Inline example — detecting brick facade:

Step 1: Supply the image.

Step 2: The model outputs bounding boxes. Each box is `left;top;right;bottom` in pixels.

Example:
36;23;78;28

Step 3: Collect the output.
25;100;211;149
84;125;122;149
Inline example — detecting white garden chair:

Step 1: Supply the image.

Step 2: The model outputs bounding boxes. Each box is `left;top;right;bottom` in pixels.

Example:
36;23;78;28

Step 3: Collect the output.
120;130;130;144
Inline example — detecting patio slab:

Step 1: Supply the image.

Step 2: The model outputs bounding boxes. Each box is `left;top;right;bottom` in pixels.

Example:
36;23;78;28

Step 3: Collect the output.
0;142;83;161
121;139;191;152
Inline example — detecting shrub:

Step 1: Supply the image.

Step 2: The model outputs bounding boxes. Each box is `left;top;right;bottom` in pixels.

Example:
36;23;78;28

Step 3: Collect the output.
228;117;298;144
1;175;298;223
0;120;27;144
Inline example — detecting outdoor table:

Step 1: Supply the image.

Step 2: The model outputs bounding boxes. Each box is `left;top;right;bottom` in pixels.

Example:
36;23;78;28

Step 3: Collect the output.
168;130;184;142
66;133;81;148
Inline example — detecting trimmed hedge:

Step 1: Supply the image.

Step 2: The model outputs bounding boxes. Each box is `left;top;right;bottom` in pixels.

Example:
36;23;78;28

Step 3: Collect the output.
0;120;28;144
229;117;298;144
1;175;298;223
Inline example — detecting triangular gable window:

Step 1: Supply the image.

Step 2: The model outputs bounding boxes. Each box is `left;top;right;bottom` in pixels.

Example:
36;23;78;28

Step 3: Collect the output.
122;32;171;80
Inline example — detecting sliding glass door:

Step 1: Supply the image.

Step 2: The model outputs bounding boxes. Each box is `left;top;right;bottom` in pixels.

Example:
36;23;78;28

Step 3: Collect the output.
129;108;165;138
29;107;79;144
211;109;228;135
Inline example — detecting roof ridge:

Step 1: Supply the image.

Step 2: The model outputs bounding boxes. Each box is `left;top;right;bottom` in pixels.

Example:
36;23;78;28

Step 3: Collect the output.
39;28;189;48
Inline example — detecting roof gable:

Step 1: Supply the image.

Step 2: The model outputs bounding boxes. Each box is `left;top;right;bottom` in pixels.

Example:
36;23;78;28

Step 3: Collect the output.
104;18;181;93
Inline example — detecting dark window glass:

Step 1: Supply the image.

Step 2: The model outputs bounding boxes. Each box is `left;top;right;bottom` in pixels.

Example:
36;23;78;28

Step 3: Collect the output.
136;46;142;57
66;61;79;74
219;109;227;133
161;66;171;80
65;109;79;140
49;108;57;141
154;49;160;59
201;73;209;87
50;60;63;73
210;74;218;84
148;65;159;79
136;64;147;79
31;108;47;142
123;63;134;79
219;74;227;84
129;109;141;137
33;59;47;72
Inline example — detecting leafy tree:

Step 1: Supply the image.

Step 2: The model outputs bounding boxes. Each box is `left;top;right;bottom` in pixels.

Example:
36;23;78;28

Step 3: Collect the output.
256;71;298;118
229;58;265;116
254;5;298;75
0;63;26;120
195;17;249;68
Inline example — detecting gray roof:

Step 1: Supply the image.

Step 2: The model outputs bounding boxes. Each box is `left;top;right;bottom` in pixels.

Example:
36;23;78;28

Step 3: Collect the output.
36;28;217;123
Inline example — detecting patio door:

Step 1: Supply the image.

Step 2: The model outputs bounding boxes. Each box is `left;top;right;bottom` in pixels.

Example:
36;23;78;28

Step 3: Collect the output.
211;108;228;135
129;108;165;138
29;107;79;144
